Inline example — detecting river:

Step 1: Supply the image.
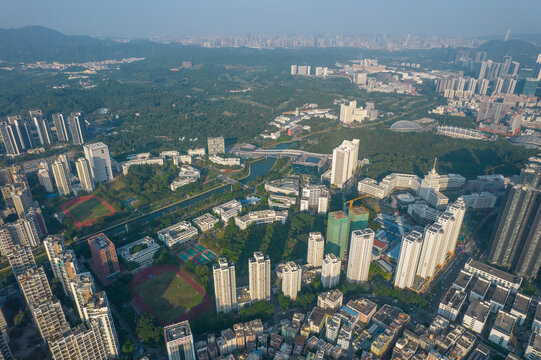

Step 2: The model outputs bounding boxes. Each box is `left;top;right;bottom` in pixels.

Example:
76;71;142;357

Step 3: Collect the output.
101;143;296;238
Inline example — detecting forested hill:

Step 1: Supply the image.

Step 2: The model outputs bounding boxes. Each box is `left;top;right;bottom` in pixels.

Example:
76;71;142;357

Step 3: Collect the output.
0;26;170;63
476;39;540;67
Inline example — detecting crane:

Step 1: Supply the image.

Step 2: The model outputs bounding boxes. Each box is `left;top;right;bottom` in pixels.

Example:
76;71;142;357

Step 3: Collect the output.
344;195;369;209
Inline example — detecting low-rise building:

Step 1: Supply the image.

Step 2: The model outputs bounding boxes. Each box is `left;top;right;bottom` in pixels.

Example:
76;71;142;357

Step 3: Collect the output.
192;213;219;232
209;156;240;166
213;200;242;223
438;287;467;321
464;259;521;292
170;165;201;191
264;178;299;196
462;298;490;334
117;236;160;268
489;310;516;352
268;194;296;209
462;192;497;210
526;333;541;360
470;278;491;301
121;156;165;175
490;285;510;313
358;173;421;199
511;293;531;326
453;270;473;292
235;210;288;230
158;221;198;248
317;289;343;311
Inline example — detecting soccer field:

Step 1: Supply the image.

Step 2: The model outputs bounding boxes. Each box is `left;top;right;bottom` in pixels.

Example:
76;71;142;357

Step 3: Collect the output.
135;270;204;323
67;197;111;223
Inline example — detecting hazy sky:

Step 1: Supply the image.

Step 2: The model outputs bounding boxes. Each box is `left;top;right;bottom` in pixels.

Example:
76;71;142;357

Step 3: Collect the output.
1;0;540;39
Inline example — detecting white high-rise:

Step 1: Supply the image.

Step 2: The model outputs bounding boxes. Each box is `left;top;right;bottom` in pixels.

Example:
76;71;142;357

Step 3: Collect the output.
51;159;72;196
331;139;359;188
307;232;325;268
37;162;54;193
76;157;95;193
446;198;466;253
300;185;329;214
213;258;237;314
394;230;424;289
83;142;113;183
346;229;374;283
322;254;341;288
164;320;196;360
282;262;302;300
416;223;446;279
436;211;456;265
249;252;271;301
83;292;120;358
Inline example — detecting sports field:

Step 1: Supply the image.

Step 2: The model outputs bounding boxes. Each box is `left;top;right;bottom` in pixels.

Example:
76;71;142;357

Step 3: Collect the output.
60;195;116;228
134;269;204;323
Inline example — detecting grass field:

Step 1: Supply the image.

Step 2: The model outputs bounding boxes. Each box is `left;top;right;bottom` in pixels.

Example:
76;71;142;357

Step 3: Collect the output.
67;197;112;223
135;270;204;323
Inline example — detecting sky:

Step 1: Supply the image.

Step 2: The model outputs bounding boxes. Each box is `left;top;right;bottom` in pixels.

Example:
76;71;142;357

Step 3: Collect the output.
1;0;541;39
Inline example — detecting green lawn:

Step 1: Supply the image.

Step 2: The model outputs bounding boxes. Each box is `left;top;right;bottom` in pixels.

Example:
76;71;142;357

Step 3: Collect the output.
67;197;112;223
135;270;203;323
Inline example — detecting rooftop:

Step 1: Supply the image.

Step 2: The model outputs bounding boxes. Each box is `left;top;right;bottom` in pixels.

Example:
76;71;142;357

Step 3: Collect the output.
491;286;510;306
512;293;531;315
165;321;192;342
453;270;473;289
492;311;516;335
466;259;521;285
441;287;467;310
465;298;490;322
472;278;491;297
88;233;113;250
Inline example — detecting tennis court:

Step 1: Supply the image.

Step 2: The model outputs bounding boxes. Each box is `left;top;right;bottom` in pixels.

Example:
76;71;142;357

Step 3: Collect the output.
177;244;217;265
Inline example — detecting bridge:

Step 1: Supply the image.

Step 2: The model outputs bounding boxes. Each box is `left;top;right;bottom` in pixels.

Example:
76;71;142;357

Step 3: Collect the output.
231;145;332;160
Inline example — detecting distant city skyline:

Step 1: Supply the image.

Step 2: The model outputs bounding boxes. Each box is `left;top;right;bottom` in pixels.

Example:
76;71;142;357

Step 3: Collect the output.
1;0;541;39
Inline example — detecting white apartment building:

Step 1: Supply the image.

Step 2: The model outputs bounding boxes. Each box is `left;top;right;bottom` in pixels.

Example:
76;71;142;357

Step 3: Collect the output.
464;258;522;293
234;210;288;230
51;159;72;196
317;289;344;310
394;230;424;289
300;185;329;214
331;139;359;188
322;253;341;288
37;163;54;192
121;157;164;175
75;157;94;192
188;148;206;157
164;321;196;360
192;213;219;232
282;262;302;300
446;198;466;254
249;252;271;301
438;287;467;321
346;229;374;283
83;142;113;183
173;155;192;166
117;236;160;268
213;258;237;314
170;165;201;191
416;223;446;279
213;200;242;223
307;232;325;268
489;310;517;351
83;292;120;358
158;221;198;248
462;192;497;210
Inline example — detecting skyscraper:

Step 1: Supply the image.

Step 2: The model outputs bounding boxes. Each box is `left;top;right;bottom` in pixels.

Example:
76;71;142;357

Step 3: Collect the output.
321;254;341;288
29;109;52;146
44;235;80;297
76;157;95;192
213;258;237;314
416;223;445;279
164;320;196;360
249;252;271;301
68;112;86;145
394;230;423;289
348;207;369;233
83;292;120;358
11;186;33;217
446;198;466;254
88;233;120;281
83;142;113;183
51;159;72;196
52;113;70;142
346;229;374;283
326;211;350;259
489;185;539;270
281;262;302;300
0;122;23;156
307;232;324;268
331;139;360;188
37;162;54;192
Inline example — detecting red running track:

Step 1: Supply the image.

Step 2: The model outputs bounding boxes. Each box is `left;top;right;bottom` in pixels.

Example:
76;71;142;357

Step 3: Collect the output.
130;265;211;326
60;195;116;229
